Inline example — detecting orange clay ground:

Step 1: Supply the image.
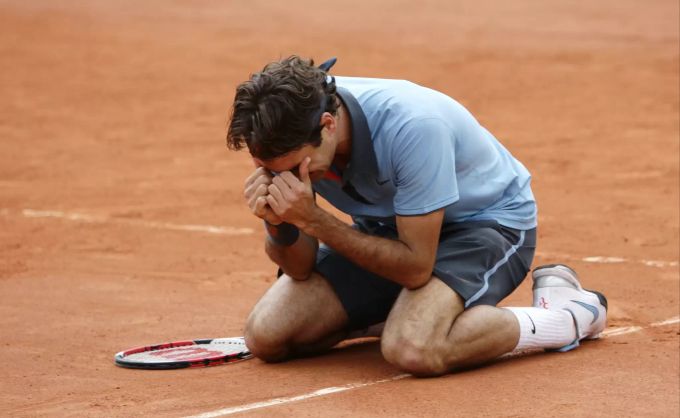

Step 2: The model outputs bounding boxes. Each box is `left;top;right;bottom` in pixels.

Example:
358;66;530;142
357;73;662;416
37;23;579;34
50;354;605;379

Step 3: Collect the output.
0;1;678;416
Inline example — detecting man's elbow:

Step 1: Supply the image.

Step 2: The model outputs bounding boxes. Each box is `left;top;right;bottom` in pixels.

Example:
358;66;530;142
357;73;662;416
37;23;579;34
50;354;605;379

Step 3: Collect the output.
287;270;313;281
402;270;433;290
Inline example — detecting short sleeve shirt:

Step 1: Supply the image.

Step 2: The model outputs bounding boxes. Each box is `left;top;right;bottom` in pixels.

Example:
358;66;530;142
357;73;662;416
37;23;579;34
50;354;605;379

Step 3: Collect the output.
312;77;537;231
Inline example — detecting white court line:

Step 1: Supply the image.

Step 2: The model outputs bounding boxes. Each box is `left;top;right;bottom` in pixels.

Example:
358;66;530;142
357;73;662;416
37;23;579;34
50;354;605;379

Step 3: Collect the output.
601;316;679;337
184;317;679;418
185;374;410;418
651;316;680;327
536;251;678;269
601;326;643;337
5;208;679;268
18;209;254;236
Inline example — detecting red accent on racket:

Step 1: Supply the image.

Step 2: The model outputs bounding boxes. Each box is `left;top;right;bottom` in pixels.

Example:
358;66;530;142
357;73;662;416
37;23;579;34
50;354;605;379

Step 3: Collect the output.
114;337;253;370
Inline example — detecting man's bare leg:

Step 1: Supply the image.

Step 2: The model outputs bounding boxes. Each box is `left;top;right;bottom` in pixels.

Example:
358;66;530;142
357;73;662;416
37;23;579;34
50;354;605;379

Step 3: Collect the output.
244;272;349;362
381;268;608;377
381;277;521;376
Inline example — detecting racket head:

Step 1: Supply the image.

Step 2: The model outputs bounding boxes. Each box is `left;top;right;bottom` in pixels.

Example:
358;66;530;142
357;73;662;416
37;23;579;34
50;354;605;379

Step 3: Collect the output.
114;337;253;370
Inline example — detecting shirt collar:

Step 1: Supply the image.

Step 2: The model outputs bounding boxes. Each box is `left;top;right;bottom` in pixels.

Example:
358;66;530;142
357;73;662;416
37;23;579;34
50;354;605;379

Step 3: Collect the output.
335;87;379;182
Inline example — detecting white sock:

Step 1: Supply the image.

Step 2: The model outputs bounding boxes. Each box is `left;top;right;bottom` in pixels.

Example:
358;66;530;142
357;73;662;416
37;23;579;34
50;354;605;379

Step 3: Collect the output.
504;307;577;350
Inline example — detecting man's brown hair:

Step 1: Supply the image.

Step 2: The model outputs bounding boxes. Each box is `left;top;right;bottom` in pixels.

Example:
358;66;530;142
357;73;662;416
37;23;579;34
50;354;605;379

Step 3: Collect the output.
226;56;338;160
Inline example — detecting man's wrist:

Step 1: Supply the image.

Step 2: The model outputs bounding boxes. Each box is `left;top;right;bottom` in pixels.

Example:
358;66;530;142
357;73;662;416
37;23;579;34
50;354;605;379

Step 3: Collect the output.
264;221;300;246
299;207;328;238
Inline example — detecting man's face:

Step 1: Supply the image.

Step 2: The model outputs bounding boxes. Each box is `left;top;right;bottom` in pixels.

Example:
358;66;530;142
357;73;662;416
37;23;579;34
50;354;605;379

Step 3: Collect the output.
253;135;336;182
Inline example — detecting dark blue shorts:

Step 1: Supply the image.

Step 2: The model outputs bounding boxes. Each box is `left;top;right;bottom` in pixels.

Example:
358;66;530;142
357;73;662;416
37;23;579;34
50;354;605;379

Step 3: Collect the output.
313;220;536;331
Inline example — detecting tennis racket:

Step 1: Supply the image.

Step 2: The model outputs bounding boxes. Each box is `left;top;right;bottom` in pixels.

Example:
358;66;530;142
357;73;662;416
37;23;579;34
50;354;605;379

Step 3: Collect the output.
114;337;253;370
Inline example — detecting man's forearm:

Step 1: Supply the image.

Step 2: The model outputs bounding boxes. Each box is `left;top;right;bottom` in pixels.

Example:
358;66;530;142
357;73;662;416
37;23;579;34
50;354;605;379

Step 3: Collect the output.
301;208;432;289
265;231;318;280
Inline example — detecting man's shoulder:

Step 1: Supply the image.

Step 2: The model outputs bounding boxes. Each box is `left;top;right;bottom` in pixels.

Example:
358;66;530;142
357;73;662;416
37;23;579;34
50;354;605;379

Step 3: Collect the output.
335;77;417;104
336;76;432;95
335;75;411;86
338;77;454;128
338;77;462;122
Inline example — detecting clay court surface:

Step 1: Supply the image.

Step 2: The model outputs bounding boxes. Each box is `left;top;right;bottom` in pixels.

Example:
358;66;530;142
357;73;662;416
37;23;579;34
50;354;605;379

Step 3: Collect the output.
1;0;678;416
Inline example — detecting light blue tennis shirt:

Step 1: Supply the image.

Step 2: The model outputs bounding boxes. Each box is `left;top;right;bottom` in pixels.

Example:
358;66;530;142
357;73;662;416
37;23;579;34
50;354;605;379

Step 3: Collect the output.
312;76;537;231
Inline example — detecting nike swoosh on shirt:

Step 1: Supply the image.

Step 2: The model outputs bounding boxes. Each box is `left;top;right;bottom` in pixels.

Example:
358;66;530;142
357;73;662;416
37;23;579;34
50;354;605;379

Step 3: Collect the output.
375;179;390;186
571;300;600;324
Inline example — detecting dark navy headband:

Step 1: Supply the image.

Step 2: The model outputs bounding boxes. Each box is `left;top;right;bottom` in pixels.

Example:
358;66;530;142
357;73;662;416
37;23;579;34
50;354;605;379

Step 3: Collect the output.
308;57;338;130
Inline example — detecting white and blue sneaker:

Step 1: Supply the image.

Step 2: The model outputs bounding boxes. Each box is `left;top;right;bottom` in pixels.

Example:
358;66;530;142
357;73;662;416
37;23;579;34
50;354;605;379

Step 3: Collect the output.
532;264;608;352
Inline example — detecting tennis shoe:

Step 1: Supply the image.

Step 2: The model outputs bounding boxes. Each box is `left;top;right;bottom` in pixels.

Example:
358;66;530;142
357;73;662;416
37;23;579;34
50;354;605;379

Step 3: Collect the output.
532;264;608;352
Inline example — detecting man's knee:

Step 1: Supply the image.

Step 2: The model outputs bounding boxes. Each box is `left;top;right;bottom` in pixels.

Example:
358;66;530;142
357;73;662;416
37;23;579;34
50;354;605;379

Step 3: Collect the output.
380;279;466;377
381;329;449;377
244;308;290;363
243;272;348;362
381;305;498;376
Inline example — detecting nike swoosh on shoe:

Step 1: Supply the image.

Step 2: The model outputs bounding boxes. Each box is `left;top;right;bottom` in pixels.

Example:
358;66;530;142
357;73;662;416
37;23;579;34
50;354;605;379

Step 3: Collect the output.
570;300;599;324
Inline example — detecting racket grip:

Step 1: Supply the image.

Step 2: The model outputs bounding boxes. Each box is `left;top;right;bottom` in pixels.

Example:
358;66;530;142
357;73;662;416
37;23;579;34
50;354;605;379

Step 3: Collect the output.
264;221;300;246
